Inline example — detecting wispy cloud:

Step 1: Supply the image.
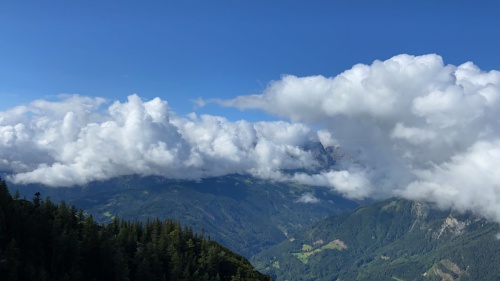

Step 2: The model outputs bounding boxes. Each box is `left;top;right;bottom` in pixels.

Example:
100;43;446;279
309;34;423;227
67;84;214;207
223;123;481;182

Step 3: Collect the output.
190;97;206;110
296;192;320;204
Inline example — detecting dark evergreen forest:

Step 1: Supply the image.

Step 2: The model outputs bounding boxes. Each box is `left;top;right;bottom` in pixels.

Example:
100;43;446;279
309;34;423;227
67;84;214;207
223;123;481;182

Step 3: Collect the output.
0;179;272;281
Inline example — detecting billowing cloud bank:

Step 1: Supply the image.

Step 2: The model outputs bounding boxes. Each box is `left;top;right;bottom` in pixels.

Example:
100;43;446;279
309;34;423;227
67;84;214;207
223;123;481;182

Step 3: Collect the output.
3;54;500;223
219;54;500;222
0;94;322;187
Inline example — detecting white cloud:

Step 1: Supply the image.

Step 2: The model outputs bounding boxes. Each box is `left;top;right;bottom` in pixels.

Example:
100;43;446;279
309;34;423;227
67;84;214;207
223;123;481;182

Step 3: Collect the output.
398;140;500;222
0;94;321;187
290;170;374;199
4;53;500;224
296;192;320;204
317;130;338;148
218;54;500;222
190;97;206;109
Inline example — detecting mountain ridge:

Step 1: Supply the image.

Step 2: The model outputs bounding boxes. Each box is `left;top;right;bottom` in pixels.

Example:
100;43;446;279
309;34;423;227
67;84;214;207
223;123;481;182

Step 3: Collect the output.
252;198;500;281
6;174;360;258
0;179;273;281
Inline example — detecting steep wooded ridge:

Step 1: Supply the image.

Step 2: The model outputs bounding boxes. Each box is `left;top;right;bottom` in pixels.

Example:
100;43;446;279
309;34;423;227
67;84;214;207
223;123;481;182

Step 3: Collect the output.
252;198;500;281
10;174;359;258
0;179;272;281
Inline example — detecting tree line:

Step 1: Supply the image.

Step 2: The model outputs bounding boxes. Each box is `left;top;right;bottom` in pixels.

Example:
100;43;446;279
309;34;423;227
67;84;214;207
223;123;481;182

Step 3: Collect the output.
0;179;272;281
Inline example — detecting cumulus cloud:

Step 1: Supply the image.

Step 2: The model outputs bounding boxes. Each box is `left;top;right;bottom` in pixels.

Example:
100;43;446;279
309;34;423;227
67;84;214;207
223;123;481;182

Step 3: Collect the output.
398;140;500;222
219;54;500;221
4;53;500;224
0;94;321;187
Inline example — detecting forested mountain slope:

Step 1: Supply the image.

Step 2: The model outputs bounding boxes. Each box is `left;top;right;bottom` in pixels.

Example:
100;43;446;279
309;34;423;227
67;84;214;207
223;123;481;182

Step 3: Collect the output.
252;198;500;281
0;179;272;281
9;174;359;258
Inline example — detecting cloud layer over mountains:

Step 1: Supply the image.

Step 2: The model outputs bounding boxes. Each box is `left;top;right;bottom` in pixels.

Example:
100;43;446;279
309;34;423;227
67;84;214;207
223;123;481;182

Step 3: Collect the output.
2;54;500;222
0;94;322;187
219;54;500;222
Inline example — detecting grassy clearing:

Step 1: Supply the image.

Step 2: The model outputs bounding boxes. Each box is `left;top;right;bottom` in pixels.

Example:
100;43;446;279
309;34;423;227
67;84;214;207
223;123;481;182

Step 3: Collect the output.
302;244;313;251
323;240;346;250
292;253;309;264
293;240;347;263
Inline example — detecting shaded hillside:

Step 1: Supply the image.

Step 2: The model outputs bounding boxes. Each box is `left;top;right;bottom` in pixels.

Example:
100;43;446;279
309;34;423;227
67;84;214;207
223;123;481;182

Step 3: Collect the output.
0;179;272;281
252;198;500;281
10;174;359;258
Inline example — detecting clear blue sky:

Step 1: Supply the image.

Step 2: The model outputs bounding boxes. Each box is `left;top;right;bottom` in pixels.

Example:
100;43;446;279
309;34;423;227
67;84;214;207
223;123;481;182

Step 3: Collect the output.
1;0;499;120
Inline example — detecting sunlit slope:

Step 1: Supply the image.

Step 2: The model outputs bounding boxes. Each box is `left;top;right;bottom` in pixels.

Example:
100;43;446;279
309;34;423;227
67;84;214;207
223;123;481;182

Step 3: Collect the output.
253;198;500;281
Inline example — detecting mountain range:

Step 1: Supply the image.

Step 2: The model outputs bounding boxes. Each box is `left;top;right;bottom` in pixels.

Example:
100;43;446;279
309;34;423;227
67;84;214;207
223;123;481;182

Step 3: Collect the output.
10;176;500;280
252;198;500;281
8;174;359;258
4;143;500;280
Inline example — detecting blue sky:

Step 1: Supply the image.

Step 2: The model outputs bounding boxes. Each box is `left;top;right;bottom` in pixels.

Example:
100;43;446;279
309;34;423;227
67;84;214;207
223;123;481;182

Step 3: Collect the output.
1;0;499;120
3;1;500;221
